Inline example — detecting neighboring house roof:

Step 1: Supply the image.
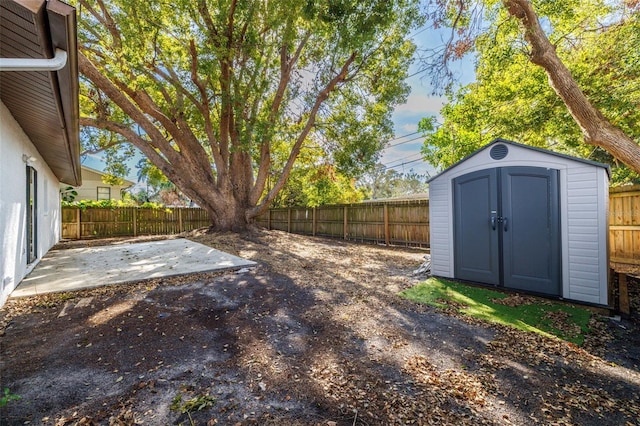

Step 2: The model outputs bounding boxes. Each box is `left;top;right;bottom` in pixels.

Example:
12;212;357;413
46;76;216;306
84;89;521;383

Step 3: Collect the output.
0;0;81;186
80;165;135;188
427;138;611;183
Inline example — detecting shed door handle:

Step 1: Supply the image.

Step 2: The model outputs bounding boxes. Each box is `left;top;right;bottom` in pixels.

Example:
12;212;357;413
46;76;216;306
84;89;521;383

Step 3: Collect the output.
503;217;508;232
491;216;496;230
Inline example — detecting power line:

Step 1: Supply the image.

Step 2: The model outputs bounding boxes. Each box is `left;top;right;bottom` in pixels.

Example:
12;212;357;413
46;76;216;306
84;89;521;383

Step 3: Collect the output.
385;158;425;170
383;153;423;168
387;131;420;142
385;135;424;149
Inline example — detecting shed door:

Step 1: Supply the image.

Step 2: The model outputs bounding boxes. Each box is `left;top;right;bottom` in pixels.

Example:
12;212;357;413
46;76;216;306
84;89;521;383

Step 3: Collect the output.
454;167;561;296
453;169;500;285
501;167;561;295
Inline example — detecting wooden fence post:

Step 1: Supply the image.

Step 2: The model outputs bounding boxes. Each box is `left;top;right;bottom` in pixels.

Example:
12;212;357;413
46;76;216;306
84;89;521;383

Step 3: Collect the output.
287;208;292;233
133;208;137;237
343;206;348;240
75;207;81;239
312;207;317;236
267;209;272;230
178;208;183;233
383;203;390;246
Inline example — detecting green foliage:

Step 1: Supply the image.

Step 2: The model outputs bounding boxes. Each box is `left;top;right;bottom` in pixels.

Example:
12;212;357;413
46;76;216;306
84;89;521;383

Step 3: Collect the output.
62;199;163;209
60;186;78;203
170;391;216;425
0;388;20;407
273;162;365;208
136;158;171;191
401;278;592;345
101;173;125;186
170;392;216;413
420;0;640;183
357;164;429;200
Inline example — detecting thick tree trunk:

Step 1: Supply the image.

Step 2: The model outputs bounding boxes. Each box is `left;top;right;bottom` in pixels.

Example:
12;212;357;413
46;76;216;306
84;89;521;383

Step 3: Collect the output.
199;193;251;232
206;204;250;232
504;0;640;174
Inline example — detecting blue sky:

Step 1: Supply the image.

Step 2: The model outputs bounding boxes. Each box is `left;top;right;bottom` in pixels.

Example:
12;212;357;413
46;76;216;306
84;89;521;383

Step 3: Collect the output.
82;25;475;184
383;26;475;179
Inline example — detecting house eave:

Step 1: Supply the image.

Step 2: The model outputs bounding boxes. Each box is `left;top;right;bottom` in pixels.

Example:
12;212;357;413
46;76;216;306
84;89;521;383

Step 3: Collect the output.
0;0;82;186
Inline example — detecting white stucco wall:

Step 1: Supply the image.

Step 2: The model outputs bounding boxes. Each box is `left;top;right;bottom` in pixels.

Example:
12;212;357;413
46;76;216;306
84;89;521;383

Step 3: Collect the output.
428;140;609;306
0;101;62;307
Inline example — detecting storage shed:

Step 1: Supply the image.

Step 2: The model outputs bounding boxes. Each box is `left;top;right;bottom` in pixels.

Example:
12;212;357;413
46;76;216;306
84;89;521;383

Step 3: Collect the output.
428;138;610;306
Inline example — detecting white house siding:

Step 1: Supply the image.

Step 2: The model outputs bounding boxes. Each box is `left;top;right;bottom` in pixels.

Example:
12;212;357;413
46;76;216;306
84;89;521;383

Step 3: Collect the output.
428;140;609;306
64;167;132;201
565;166;609;305
0;101;61;307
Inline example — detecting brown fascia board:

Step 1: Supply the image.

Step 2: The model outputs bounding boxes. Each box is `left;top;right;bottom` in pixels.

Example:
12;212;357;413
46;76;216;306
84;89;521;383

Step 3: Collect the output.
46;0;81;186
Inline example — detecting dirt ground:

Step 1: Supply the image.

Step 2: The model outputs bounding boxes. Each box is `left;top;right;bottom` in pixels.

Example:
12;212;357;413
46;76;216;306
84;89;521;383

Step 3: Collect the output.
1;229;639;425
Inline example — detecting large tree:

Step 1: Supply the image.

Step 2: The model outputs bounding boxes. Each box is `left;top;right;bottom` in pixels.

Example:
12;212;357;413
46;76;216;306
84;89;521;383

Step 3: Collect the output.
419;0;640;177
76;0;420;230
357;164;429;199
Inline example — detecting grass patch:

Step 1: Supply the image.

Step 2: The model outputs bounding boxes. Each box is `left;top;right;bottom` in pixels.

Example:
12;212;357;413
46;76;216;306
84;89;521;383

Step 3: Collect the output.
400;277;592;345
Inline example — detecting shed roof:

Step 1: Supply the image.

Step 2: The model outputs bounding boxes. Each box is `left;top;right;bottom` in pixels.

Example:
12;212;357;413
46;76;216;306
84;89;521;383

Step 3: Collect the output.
427;138;610;183
0;0;81;186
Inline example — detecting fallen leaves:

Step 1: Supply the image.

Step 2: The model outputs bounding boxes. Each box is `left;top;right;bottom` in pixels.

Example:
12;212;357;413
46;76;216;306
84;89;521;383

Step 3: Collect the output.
543;310;582;339
2;230;639;425
491;294;537;307
405;356;492;407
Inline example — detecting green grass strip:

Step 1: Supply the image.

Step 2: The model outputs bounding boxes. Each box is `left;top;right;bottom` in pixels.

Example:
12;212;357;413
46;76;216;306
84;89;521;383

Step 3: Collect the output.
400;277;592;345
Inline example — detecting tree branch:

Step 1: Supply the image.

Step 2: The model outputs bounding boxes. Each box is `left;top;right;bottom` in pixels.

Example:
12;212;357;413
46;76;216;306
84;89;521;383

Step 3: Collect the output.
248;51;358;217
504;0;640;173
250;30;312;204
79;0;121;50
80;117;170;177
79;52;220;195
78;53;175;161
187;40;225;175
80;140;122;156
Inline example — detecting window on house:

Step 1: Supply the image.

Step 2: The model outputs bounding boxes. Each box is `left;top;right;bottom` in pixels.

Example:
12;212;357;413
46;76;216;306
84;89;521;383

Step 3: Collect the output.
97;186;111;200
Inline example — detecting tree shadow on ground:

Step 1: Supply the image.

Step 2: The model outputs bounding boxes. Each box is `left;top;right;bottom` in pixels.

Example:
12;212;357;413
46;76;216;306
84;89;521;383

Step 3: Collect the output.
1;231;639;425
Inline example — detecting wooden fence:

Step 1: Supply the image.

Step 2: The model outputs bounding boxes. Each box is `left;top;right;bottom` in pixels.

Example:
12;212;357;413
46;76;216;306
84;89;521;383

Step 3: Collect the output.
61;187;640;265
254;199;430;248
610;185;640;265
61;207;210;239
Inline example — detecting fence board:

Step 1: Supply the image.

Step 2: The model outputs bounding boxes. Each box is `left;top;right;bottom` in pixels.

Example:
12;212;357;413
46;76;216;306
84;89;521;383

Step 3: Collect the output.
255;199;430;248
61;207;210;239
610;185;640;265
290;207;314;235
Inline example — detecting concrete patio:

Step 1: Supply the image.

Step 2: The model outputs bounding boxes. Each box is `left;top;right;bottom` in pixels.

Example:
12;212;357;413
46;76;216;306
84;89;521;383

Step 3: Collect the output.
12;238;256;298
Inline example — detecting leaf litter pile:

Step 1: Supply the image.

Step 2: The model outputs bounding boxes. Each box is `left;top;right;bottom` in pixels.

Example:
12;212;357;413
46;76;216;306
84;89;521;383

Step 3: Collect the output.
1;229;639;425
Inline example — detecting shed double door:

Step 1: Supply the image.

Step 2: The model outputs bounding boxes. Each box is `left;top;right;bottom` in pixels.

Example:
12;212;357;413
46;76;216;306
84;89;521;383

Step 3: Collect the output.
453;167;561;296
